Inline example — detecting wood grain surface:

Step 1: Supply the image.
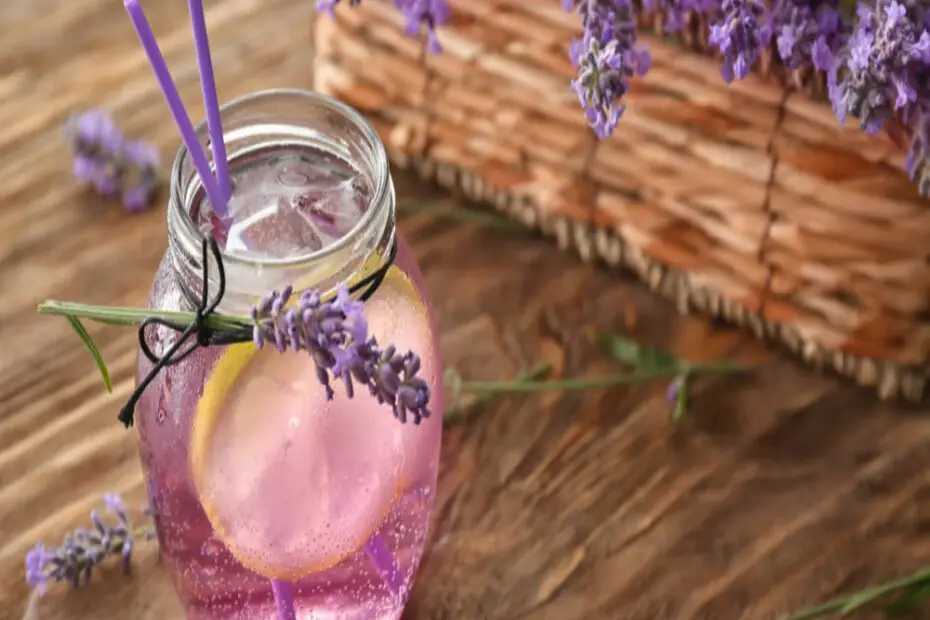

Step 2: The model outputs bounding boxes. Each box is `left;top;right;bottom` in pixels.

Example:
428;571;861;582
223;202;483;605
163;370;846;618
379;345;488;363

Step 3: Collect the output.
2;1;930;620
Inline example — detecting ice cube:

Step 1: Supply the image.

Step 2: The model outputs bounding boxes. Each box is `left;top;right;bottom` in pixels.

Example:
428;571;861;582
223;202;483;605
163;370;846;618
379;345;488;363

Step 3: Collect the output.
225;196;323;258
291;177;367;240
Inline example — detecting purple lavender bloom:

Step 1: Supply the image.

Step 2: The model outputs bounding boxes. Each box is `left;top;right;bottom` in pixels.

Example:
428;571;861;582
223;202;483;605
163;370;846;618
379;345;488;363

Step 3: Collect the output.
25;494;155;594
641;0;700;33
709;0;773;82
666;376;683;403
250;284;432;424
564;0;651;138
829;0;930;140
392;0;450;53
64;109;161;212
76;109;125;154
771;0;848;71
319;0;449;53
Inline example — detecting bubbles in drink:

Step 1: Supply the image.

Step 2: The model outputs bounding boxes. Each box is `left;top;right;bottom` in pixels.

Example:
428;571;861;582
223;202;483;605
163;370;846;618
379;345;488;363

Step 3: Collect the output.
195;146;372;259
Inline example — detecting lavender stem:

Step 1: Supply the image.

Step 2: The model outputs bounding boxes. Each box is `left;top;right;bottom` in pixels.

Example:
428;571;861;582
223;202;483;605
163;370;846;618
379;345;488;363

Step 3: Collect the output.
364;535;405;595
271;579;297;620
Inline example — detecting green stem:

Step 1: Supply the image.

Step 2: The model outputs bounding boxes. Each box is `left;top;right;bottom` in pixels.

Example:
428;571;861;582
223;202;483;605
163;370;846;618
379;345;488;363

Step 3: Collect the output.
780;568;930;620
37;301;248;332
458;362;743;394
444;361;552;423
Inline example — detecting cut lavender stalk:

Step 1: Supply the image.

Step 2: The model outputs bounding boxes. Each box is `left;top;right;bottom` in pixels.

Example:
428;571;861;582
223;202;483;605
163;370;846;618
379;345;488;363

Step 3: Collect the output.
25;494;156;595
186;0;231;203
250;284;432;424
123;0;227;218
37;236;432;429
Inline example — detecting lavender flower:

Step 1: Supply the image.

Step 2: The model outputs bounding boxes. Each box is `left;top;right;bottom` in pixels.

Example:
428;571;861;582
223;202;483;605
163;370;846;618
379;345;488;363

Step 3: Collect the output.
709;0;773;83
64;109;161;212
565;0;651;138
25;493;156;594
392;0;450;53
666;375;683;403
250;284;432;424
828;0;930;135
641;0;705;33
771;0;849;70
318;0;449;53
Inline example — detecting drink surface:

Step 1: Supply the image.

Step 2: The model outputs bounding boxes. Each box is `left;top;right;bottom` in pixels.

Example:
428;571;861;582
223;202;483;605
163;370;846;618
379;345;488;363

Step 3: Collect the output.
139;145;443;619
193;145;373;259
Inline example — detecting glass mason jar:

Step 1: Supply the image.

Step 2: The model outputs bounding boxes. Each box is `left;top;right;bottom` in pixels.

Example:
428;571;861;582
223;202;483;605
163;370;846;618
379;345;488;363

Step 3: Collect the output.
134;90;444;619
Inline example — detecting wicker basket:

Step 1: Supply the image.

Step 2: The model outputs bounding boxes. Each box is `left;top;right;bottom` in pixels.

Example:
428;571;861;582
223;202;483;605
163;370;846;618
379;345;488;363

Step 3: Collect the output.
312;1;930;402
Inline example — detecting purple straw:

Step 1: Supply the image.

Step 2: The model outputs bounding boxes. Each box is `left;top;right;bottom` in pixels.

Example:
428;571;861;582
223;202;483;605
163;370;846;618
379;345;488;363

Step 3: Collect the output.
271;579;297;620
364;535;405;594
123;0;228;218
186;0;232;203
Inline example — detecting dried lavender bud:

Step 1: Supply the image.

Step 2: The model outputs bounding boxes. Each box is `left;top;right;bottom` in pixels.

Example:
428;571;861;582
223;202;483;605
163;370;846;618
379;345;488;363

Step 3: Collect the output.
708;0;773;82
564;0;651;138
63;109;161;212
251;284;432;424
25;493;156;595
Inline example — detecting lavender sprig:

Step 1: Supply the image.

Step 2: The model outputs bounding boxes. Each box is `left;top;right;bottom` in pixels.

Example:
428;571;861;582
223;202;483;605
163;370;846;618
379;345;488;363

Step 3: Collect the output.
250;284;431;424
317;0;449;53
38;282;432;426
709;0;773;82
828;0;930;133
771;0;850;71
641;0;715;33
564;0;651;138
825;0;930;193
391;0;450;53
25;494;156;595
64;109;161;212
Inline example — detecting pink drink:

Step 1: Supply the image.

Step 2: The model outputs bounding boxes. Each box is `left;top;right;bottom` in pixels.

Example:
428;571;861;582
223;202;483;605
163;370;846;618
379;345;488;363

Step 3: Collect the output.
136;134;443;619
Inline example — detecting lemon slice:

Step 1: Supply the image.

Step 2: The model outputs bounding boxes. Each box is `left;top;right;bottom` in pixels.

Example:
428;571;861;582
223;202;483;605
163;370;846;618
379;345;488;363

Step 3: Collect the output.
190;266;441;580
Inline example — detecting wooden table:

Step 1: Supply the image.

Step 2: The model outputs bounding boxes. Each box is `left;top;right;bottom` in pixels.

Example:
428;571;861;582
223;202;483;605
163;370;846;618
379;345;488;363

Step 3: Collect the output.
2;1;930;619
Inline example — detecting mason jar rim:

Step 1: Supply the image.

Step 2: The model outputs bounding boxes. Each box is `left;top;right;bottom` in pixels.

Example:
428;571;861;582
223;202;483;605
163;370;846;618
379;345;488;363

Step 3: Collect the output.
168;88;391;271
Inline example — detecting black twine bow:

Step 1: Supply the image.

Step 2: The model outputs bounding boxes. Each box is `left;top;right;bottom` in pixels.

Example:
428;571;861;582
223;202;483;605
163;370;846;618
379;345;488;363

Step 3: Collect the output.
118;234;398;428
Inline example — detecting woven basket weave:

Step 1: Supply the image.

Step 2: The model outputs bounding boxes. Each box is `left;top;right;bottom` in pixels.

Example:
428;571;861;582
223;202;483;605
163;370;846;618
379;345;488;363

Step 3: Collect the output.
312;1;930;402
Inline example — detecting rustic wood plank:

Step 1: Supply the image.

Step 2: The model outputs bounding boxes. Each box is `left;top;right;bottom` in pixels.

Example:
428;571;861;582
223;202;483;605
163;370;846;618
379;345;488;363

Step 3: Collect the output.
2;2;930;620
